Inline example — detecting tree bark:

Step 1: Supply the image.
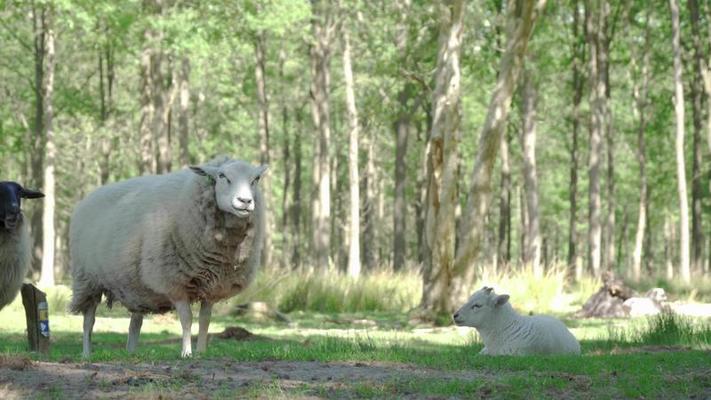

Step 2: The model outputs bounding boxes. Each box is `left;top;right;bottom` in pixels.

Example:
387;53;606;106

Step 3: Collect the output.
291;109;304;269
568;0;584;273
451;0;545;285
309;1;334;269
341;22;361;278
687;0;705;273
362;126;377;271
138;0;158;175
39;12;55;287
520;66;542;278
670;0;691;283
631;14;650;282
420;0;464;315
254;32;273;269
585;0;603;277
178;57;191;167
497;130;512;266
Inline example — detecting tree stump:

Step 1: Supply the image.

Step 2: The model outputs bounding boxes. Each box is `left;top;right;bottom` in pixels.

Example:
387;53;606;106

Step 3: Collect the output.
575;271;635;318
20;283;50;355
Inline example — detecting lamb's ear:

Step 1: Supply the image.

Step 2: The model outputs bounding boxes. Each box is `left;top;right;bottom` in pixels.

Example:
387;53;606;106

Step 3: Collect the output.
189;165;220;178
20;187;44;199
494;294;510;307
483;287;493;294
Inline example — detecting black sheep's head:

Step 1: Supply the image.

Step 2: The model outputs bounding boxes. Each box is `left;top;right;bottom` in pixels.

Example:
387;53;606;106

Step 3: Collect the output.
0;181;44;230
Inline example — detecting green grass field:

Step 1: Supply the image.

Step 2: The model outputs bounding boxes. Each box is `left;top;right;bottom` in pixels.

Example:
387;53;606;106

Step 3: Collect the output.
1;298;710;399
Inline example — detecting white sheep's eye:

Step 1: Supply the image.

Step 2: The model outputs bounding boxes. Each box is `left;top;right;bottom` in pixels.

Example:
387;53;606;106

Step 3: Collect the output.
251;176;260;185
471;304;482;309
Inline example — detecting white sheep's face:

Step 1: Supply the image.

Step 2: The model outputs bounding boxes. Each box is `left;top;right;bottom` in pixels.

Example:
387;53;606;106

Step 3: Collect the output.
452;287;510;328
190;161;268;218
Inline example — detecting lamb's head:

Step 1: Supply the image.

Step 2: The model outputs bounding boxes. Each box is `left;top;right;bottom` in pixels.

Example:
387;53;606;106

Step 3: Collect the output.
190;160;268;218
0;181;44;230
452;286;510;328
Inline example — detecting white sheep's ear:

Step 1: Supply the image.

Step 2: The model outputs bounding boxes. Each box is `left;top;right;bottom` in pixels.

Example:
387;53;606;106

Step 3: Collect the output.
189;165;220;178
494;294;510;307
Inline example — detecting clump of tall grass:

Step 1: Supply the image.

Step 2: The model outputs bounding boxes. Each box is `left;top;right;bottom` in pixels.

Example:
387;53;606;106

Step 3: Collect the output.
221;267;422;314
605;312;711;349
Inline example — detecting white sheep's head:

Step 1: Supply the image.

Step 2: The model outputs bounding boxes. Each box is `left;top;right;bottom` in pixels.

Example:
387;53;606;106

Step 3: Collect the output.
189;160;268;218
452;286;510;328
0;181;44;230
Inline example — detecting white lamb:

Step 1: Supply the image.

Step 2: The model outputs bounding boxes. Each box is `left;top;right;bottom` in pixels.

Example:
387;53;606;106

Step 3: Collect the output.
0;181;44;310
453;287;581;355
69;157;267;358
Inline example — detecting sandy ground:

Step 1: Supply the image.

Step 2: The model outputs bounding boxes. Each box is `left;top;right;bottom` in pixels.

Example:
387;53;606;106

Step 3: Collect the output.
0;358;486;399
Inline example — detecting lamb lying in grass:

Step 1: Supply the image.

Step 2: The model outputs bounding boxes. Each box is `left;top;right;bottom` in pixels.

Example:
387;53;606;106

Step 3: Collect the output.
453;287;580;355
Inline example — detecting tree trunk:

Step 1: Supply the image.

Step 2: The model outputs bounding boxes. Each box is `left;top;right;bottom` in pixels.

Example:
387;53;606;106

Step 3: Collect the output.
39;13;55;287
665;213;675;280
309;1;334;269
178;57;191;167
138;0;158;175
687;0;705;273
631;16;650;282
568;0;584;273
452;0;545;286
586;0;603;277
30;4;47;277
420;0;465;316
341;22;361;278
362;126;377;271
254;32;273;269
670;0;691;283
291;109;304;269
497;130;512;266
520;66;541;278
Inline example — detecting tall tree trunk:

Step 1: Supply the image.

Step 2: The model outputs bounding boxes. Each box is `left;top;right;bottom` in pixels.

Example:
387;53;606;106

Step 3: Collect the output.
420;0;464;316
278;49;291;269
520;67;541;278
39;12;55;287
362;126;377;271
670;0;691;283
29;4;47;277
497;130;512;266
393;0;412;271
665;212;675;280
310;1;334;269
139;0;158;175
341;22;361;278
254;32;273;269
568;0;584;273
586;0;603;276
451;0;545;288
291;109;304;269
631;15;650;282
178;57;191;167
687;0;705;273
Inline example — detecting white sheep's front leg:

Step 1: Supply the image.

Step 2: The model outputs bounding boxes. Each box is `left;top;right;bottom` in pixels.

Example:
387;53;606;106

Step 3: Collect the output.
174;300;193;358
126;312;143;353
82;302;99;359
196;300;213;353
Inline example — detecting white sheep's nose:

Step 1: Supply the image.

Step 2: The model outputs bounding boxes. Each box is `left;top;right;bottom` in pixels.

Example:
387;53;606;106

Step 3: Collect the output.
237;197;252;205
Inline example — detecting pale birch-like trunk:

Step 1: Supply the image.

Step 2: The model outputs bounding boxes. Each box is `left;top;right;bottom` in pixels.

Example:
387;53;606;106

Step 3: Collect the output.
586;0;603;277
39;15;55;287
631;16;650;282
421;0;464;315
670;0;691;283
687;0;705;273
254;32;273;269
568;0;584;273
341;23;361;278
520;67;541;278
452;0;546;285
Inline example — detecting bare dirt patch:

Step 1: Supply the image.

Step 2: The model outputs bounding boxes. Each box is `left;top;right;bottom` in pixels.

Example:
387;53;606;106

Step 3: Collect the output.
0;359;486;399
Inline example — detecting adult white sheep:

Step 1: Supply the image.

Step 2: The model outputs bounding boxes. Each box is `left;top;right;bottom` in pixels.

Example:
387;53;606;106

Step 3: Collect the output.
69;157;267;358
453;287;580;356
0;182;44;310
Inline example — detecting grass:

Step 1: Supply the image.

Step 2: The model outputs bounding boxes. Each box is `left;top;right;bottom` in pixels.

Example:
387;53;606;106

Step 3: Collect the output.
1;267;710;398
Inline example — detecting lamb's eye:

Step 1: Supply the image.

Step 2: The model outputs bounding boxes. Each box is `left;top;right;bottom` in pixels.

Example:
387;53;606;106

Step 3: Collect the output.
218;173;230;183
251;176;260;185
471;304;481;309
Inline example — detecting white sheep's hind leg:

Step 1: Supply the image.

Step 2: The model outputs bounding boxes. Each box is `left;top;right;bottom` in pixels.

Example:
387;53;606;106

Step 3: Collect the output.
196;300;212;353
174;300;193;357
126;312;144;353
82;302;99;359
